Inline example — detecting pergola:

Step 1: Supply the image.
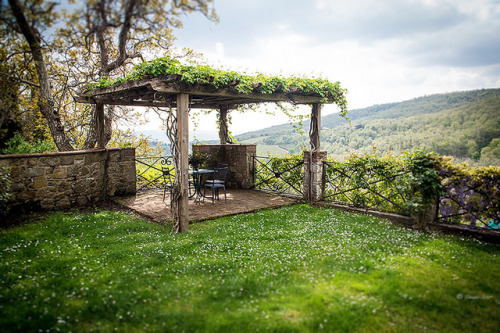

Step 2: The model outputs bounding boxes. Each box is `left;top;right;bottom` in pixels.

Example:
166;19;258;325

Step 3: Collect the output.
76;74;337;232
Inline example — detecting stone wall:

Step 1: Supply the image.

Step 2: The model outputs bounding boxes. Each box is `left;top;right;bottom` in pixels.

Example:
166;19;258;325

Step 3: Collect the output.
0;148;136;211
192;144;257;189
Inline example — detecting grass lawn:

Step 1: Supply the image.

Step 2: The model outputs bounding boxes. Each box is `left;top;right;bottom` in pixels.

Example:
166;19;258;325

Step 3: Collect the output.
1;205;499;332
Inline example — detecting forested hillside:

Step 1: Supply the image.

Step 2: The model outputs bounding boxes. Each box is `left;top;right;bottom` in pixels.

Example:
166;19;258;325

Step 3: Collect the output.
236;89;500;165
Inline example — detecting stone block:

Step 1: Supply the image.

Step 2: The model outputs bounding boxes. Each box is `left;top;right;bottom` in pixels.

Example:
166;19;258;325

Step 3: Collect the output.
27;159;38;167
40;199;55;210
60;155;75;166
56;196;71;208
33;176;48;189
9;166;23;178
73;180;87;193
75;155;85;165
26;167;45;178
6;158;27;167
121;148;135;158
78;166;90;177
76;196;88;206
57;181;72;193
85;153;98;165
11;181;25;192
52;167;68;179
40;157;59;167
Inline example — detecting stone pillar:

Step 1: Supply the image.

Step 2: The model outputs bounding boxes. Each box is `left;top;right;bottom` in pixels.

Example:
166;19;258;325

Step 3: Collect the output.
303;151;327;204
412;198;439;230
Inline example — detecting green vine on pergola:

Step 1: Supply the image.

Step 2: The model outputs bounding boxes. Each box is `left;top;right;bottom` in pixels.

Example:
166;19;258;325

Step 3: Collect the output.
86;56;348;118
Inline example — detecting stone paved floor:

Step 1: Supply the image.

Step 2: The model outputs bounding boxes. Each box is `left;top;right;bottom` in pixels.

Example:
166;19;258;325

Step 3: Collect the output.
112;189;298;224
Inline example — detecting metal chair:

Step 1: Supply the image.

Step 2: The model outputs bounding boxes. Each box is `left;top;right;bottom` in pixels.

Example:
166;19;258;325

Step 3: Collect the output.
205;164;228;186
161;166;174;202
203;167;227;203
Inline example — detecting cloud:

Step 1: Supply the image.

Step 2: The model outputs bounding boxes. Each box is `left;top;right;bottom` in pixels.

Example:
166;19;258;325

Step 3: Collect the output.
167;0;500;134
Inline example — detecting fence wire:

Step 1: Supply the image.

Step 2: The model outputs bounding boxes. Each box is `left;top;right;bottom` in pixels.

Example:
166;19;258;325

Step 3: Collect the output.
135;156;174;191
253;156;304;196
323;161;413;215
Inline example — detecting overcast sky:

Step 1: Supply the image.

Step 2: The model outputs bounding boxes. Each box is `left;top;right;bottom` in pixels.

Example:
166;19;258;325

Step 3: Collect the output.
139;0;500;138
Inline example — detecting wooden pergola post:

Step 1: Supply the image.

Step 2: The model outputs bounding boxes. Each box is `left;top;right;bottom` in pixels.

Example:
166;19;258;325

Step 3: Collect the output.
177;93;190;232
310;103;322;150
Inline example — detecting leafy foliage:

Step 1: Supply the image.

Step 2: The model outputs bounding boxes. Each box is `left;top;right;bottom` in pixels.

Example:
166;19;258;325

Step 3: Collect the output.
188;151;208;170
324;148;442;216
86;56;349;117
1;133;56;155
325;152;412;214
326;151;408;214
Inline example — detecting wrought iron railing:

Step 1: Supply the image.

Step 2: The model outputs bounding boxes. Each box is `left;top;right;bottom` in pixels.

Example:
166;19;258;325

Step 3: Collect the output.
135;156;174;191
323;161;413;215
253;156;304;196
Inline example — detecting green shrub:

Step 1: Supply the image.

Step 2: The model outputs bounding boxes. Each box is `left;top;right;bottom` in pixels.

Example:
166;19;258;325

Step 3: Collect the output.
1;133;56;155
324;148;441;215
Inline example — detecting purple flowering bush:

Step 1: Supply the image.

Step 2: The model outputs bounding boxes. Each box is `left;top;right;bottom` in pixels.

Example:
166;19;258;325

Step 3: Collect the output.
438;158;500;229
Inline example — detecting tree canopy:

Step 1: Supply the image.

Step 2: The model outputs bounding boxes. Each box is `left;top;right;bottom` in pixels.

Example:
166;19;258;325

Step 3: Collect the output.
1;0;217;152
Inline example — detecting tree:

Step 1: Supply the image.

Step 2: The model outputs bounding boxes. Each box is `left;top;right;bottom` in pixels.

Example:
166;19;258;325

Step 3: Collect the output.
58;0;217;148
5;0;74;151
2;0;217;151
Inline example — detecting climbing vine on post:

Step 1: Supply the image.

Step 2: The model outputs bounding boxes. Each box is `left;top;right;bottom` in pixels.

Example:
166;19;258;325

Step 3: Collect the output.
163;106;182;233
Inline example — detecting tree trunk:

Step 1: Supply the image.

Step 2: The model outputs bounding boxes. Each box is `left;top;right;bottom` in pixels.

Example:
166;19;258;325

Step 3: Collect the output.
8;0;74;151
218;106;230;144
82;105;98;149
309;103;321;151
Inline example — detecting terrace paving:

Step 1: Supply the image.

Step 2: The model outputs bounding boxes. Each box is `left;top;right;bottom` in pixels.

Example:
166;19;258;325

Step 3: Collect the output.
112;189;298;224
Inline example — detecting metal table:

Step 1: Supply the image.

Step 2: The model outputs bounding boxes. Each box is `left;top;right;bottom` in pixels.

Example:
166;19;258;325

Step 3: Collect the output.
189;169;214;202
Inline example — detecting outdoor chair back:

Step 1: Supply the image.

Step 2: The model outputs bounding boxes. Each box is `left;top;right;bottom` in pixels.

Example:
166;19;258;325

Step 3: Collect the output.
162;166;175;201
205;165;228;185
204;167;228;203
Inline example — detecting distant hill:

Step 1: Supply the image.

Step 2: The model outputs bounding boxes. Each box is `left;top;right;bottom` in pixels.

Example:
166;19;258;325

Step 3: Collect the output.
236;88;500;165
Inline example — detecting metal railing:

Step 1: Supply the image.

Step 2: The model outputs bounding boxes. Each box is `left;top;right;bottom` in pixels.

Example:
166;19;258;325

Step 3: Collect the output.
135;156;174;191
253;156;304;196
323;161;413;215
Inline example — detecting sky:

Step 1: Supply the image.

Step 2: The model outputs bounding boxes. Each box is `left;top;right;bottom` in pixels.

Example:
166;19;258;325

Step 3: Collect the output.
138;0;500;139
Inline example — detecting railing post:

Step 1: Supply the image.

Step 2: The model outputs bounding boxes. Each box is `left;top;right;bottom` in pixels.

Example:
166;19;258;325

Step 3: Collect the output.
303;151;327;204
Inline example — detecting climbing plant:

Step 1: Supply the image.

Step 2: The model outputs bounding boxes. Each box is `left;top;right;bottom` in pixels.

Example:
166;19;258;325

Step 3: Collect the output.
86;56;348;117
